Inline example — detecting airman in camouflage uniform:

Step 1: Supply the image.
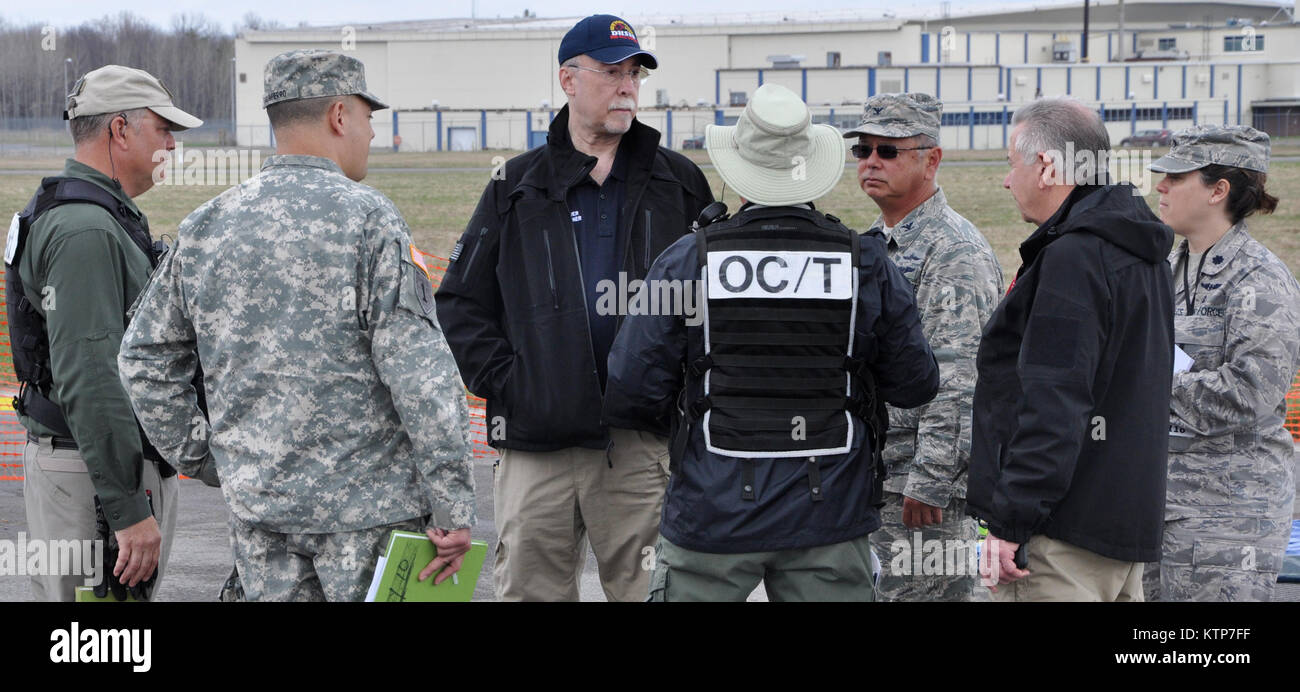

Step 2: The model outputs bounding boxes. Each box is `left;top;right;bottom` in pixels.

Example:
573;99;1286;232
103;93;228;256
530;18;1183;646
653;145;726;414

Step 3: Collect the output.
118;50;476;601
1144;125;1300;601
844;93;1004;601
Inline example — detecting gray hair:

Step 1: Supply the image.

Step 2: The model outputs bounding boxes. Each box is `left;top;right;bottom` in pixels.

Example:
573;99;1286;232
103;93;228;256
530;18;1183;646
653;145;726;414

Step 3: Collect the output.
1011;97;1110;184
69;108;147;146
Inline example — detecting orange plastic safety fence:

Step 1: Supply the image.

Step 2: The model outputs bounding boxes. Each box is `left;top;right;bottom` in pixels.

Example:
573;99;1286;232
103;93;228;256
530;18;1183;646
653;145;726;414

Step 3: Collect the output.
1284;372;1300;442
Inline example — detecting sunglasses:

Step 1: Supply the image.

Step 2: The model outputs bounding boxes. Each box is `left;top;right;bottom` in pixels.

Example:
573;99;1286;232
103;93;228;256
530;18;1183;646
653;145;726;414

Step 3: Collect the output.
850;143;934;160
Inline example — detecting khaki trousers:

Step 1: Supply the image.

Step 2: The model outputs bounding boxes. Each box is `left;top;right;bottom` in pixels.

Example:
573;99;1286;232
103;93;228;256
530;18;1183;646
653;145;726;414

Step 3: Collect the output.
991;534;1144;602
493;428;669;601
22;437;178;602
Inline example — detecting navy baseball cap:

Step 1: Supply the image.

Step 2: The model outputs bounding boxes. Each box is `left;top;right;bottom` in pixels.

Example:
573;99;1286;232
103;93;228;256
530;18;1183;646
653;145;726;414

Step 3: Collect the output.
558;14;658;69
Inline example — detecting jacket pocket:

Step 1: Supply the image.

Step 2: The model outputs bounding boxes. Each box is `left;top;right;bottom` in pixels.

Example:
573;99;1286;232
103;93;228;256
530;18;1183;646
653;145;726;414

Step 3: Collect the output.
540;231;559;309
644;209;654;270
459;226;489;278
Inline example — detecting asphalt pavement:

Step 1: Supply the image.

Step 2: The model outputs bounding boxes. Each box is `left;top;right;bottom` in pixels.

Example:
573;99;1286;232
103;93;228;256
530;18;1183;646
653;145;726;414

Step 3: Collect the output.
1;454;1294;602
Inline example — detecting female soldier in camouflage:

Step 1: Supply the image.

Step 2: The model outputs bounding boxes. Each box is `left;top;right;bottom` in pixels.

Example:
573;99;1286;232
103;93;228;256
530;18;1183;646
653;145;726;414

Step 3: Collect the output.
1145;124;1300;601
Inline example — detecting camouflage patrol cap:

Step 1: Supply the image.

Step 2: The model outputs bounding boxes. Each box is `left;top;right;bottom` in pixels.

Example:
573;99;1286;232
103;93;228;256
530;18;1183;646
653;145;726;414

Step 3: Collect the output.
263;49;389;110
1149;125;1270;174
842;92;941;141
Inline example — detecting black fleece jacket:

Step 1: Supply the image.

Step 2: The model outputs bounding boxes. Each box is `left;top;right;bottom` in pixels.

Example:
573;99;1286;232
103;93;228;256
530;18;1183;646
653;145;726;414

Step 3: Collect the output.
966;183;1175;563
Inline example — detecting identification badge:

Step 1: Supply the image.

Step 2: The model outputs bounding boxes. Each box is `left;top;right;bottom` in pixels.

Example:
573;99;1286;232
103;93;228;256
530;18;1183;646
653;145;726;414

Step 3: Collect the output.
5;213;21;265
706;250;852;300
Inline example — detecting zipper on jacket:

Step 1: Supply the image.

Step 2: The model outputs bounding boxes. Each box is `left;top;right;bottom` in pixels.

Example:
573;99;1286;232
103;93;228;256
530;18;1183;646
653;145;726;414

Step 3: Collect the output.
569;230;606;407
643;209;653;270
461;226;488;277
540;230;559;309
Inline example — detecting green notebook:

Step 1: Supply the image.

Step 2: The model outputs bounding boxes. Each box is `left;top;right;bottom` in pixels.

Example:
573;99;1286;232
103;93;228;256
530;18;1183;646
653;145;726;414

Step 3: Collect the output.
365;530;486;602
74;586;141;602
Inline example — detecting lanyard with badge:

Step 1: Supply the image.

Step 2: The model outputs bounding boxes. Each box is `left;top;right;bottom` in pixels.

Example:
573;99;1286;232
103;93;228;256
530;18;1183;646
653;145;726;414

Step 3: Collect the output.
1180;244;1211;316
1171;241;1214;441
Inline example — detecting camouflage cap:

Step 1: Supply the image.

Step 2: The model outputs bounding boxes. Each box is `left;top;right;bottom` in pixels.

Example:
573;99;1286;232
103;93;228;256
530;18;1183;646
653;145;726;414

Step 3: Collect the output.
263;49;389;110
1149;124;1270;174
842;92;941;141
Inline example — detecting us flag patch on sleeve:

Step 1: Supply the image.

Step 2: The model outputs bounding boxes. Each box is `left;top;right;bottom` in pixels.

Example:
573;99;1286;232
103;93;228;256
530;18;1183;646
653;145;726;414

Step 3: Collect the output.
410;244;430;279
449;241;464;263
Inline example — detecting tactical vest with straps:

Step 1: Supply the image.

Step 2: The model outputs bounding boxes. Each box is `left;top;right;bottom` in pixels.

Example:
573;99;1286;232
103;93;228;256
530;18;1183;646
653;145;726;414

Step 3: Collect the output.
5;176;176;464
678;205;888;463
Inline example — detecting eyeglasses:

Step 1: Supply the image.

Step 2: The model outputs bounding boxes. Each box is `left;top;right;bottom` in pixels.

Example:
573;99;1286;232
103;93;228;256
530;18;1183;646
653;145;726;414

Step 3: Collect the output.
850;143;934;160
567;64;651;85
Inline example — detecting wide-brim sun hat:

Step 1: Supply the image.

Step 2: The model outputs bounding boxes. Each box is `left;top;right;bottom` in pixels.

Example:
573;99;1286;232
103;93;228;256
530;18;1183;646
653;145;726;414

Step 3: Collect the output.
705;83;845;206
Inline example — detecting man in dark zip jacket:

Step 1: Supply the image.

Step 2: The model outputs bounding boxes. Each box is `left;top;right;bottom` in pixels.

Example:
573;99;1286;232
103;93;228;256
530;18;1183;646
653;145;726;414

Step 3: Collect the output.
435;15;713;601
968;97;1175;601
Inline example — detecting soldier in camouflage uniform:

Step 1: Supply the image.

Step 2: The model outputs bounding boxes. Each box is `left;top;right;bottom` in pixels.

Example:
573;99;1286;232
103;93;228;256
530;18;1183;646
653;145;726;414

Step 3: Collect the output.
843;93;1003;601
1144;125;1300;601
118;50;476;601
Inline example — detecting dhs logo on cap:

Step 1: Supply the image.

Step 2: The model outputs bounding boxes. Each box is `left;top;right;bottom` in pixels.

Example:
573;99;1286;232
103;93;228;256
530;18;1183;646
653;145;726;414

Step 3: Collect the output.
609;20;637;42
558;14;659;69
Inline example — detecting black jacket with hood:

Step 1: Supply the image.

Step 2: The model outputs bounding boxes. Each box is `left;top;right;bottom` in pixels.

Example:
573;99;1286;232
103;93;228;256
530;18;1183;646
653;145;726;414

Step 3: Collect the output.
434;106;714;452
966;183;1174;563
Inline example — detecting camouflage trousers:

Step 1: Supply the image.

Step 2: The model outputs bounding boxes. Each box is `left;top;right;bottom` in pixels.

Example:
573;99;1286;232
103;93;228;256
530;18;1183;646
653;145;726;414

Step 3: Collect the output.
229;515;424;602
867;492;983;601
1144;515;1291;602
648;533;875;602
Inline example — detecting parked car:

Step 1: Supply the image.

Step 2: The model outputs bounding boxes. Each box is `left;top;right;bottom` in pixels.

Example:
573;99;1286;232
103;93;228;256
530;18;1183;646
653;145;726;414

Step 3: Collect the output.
682;135;705;150
1120;129;1173;147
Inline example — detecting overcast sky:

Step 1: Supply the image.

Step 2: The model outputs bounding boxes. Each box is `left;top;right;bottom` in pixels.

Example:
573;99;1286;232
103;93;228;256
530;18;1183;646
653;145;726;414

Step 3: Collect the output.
4;0;1086;31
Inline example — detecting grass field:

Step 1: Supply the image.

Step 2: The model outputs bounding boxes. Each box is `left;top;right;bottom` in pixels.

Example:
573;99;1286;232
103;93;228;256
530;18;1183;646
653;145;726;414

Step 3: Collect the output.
2;146;1298;281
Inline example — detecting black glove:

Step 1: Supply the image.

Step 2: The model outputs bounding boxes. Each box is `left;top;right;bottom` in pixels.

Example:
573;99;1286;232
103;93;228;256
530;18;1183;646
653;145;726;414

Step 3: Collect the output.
92;493;156;601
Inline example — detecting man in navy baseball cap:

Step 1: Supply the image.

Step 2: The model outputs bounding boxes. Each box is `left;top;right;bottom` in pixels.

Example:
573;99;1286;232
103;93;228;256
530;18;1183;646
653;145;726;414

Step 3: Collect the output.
558;14;658;68
438;12;714;601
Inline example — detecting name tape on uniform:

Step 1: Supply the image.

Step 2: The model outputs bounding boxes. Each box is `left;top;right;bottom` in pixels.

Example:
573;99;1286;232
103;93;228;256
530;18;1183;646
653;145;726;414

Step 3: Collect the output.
706;251;852;300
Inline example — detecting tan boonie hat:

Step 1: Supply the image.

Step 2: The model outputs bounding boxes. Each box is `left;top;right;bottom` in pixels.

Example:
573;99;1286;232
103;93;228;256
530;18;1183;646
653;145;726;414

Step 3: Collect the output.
842;92;941;141
1149;124;1270;174
705;83;845;206
263;49;389;110
65;65;203;131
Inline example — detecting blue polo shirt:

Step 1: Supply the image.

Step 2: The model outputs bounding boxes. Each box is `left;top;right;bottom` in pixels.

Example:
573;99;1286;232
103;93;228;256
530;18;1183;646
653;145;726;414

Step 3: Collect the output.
567;145;629;389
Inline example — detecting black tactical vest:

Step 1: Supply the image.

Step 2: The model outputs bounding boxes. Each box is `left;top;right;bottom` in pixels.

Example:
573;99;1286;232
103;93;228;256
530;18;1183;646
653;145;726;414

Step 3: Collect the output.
685;205;884;458
5;177;180;467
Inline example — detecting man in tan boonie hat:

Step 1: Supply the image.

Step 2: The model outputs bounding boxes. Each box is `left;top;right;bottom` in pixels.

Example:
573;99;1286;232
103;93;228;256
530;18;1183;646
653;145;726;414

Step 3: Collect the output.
844;92;1004;604
705;83;846;205
10;63;203;601
1149;124;1270;174
603;82;940;602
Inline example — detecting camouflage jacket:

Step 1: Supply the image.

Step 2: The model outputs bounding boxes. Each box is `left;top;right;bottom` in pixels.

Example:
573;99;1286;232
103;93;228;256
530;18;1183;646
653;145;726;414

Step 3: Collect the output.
118;155;476;533
866;188;1003;507
1167;221;1300;520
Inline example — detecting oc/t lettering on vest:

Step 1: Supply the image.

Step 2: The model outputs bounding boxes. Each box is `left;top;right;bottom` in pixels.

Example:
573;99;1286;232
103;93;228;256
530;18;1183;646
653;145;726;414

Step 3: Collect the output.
706;251;853;300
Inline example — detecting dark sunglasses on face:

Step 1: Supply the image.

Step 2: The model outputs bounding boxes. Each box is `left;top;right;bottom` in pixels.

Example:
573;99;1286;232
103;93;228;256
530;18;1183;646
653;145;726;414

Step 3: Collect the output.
850;143;935;160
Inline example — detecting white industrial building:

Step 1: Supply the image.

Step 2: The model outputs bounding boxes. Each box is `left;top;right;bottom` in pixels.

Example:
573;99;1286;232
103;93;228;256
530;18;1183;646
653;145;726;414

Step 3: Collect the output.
232;0;1300;150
